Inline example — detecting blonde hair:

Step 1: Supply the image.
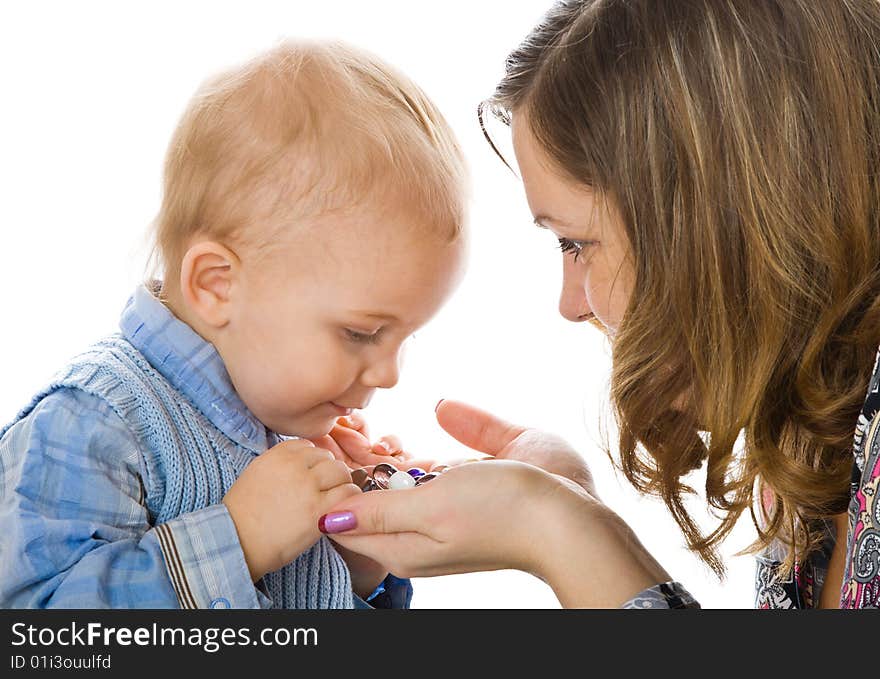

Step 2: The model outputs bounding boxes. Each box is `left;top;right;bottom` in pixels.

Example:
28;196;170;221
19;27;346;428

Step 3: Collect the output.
146;39;467;284
485;0;880;577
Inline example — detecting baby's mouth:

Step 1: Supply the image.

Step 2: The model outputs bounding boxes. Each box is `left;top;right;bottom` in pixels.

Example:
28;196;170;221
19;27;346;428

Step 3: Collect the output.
328;401;354;416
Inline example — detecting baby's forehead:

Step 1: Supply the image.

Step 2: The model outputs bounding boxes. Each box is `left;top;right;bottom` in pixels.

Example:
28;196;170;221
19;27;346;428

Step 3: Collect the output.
250;191;447;257
247;204;460;297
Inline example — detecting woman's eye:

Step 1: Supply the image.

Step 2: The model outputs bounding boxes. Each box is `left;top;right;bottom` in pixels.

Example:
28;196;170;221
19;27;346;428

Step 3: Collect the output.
344;328;382;345
557;237;593;262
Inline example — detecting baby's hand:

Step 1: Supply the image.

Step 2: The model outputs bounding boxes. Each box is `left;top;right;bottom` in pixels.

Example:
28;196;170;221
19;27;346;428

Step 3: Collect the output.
311;412;410;469
222;439;361;582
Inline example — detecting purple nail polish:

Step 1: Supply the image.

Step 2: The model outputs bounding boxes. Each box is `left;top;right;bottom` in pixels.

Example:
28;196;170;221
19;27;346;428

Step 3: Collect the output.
318;511;357;534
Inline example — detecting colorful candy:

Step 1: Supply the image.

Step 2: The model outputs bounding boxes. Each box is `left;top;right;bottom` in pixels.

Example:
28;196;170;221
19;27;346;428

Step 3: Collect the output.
351;463;448;492
388;470;417;489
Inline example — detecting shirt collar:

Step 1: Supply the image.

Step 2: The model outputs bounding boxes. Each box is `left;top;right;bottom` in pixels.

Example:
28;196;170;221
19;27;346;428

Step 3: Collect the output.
119;280;269;453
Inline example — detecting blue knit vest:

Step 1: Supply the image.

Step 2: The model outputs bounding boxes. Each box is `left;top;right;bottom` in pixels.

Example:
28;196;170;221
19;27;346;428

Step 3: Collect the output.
1;334;354;609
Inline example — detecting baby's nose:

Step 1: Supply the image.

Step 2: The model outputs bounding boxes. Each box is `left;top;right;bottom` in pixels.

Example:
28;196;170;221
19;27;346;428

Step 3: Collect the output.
361;354;401;389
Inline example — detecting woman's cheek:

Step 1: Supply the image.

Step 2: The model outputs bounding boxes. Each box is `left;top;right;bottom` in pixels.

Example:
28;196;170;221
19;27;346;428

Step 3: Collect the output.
583;275;609;328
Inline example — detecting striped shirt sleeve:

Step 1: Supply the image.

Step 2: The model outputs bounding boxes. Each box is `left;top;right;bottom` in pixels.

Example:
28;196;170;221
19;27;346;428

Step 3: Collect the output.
0;388;268;609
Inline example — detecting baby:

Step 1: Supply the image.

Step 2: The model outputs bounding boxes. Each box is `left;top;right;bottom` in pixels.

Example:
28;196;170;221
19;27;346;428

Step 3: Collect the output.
0;40;467;608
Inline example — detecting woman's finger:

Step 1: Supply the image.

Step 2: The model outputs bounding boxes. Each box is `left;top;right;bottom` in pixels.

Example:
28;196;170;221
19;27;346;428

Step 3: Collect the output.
327;533;445;578
318;484;433;536
435;400;528;457
444;454;493;466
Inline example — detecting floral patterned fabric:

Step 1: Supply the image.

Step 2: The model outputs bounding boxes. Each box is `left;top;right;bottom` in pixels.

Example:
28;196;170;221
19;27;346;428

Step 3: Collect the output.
755;346;880;609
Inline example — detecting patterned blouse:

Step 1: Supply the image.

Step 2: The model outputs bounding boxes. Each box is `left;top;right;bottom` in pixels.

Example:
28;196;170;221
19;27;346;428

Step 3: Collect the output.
623;347;880;609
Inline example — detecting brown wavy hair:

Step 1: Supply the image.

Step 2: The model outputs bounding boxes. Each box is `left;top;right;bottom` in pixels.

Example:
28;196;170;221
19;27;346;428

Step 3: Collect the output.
483;0;880;577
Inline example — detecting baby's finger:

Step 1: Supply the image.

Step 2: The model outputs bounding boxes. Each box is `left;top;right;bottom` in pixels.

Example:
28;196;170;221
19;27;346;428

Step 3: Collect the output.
312;459;358;490
330;424;373;458
309;433;346;460
371;435;404;456
337;412;371;440
338;450;362;469
348;450;410;468
333;432;402;467
303;446;337;468
319;482;363;513
312;431;362;468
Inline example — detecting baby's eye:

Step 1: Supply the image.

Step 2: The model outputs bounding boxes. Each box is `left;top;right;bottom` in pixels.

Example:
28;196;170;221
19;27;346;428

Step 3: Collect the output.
344;328;382;345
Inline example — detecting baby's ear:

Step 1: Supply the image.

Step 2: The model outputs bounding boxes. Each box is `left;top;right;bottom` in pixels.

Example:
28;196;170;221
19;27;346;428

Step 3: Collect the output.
179;241;240;328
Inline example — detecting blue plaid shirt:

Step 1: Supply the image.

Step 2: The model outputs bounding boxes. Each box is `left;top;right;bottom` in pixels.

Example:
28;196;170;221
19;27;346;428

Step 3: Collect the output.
0;282;411;609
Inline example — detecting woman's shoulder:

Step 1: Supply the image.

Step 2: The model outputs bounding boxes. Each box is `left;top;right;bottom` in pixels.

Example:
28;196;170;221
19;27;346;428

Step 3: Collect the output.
839;345;880;608
619;581;701;609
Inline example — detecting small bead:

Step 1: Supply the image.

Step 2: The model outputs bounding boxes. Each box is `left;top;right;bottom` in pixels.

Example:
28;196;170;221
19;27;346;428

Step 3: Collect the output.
406;467;426;478
351;468;369;488
372;463;398;490
415;472;438;485
388;470;417;489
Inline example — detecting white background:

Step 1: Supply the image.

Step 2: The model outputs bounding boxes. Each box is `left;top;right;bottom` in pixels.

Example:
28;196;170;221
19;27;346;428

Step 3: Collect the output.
0;1;756;607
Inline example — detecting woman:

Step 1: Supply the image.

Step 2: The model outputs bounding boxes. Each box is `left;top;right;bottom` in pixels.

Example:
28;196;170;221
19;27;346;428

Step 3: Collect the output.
319;0;880;608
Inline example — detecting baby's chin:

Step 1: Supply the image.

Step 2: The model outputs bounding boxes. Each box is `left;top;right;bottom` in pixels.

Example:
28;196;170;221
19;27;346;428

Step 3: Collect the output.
260;411;337;441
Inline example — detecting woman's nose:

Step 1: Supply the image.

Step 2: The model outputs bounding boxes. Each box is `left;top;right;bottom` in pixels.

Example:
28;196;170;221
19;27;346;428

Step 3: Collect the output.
559;267;591;323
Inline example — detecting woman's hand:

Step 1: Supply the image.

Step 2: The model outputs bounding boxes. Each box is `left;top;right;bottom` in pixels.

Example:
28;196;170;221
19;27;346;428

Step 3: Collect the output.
322;460;671;607
319;401;673;607
435;399;600;499
322;459;582;578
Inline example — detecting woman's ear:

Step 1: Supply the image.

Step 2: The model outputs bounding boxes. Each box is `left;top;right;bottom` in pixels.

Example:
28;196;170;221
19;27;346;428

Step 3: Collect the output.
178;241;241;328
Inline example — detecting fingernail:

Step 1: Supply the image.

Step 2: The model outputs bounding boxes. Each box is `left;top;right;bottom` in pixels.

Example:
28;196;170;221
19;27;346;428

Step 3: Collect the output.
338;416;353;428
318;511;357;534
435;399;445;413
377;440;393;454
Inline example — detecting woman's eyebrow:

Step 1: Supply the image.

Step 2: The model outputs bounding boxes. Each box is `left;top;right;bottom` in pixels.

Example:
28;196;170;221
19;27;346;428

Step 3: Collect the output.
533;214;577;230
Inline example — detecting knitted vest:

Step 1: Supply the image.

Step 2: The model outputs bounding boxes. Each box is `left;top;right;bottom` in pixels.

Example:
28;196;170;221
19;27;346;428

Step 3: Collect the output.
0;334;354;609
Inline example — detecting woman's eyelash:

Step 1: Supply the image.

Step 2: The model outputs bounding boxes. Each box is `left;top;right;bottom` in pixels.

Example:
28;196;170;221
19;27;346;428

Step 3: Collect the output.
344;328;382;345
557;237;593;261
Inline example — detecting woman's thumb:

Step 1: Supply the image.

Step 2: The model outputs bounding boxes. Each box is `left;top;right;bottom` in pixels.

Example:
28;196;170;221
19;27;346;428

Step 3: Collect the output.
434;399;526;457
318;488;428;536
